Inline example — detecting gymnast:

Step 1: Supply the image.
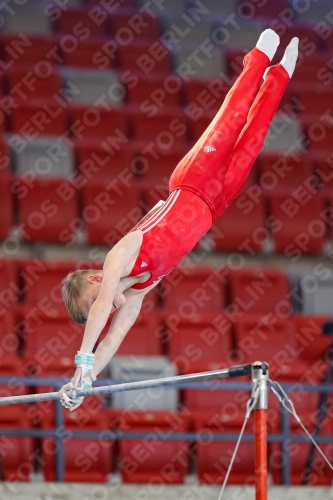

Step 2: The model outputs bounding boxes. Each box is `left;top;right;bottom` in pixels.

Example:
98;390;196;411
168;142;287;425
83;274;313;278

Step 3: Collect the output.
59;29;299;410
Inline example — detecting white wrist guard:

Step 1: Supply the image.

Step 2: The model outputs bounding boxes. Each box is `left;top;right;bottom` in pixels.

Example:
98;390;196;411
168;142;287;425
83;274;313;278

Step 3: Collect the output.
74;351;95;380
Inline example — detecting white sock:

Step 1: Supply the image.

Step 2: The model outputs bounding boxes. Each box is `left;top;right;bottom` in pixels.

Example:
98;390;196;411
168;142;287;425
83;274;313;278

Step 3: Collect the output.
280;37;299;78
256;29;280;61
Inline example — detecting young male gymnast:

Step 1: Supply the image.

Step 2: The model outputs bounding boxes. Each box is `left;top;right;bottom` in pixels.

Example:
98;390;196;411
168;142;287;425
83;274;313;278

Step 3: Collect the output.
59;29;299;410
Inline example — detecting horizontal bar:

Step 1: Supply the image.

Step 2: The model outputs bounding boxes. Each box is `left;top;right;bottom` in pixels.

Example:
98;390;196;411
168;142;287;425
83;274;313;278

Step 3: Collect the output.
0;377;331;392
0;428;332;444
0;364;252;406
0;378;253;390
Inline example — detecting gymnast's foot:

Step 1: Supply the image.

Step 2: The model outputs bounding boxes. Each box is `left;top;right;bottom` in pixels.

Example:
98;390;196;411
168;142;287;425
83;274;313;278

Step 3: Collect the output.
280;37;299;78
256;29;280;61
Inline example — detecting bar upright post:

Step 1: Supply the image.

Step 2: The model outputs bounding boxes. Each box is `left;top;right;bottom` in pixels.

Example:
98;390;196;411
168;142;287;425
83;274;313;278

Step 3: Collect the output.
252;361;269;500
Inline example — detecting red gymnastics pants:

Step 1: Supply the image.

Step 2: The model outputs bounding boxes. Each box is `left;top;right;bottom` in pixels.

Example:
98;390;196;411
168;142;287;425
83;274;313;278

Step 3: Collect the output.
169;47;290;223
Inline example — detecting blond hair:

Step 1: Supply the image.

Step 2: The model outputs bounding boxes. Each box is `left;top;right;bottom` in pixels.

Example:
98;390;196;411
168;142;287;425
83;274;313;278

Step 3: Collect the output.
61;269;97;324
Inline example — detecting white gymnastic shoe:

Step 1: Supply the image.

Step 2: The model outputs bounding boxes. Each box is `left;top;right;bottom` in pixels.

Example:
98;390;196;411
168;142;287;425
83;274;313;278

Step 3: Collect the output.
280;37;299;78
256;29;280;61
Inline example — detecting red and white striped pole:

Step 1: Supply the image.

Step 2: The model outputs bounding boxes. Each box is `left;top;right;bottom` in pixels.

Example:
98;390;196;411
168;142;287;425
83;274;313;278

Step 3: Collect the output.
252;362;269;500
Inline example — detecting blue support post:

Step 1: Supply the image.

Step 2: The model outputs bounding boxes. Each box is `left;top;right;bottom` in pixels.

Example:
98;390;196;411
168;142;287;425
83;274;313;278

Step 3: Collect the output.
54;385;64;482
281;399;291;485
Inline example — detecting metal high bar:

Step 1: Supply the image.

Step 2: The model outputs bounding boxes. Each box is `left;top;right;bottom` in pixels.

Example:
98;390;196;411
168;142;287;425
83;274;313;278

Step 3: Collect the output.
0;363;252;406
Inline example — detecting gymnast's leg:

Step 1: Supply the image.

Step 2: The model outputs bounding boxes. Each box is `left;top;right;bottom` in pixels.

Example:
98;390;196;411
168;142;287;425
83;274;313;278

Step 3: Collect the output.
169;29;280;218
215;38;299;216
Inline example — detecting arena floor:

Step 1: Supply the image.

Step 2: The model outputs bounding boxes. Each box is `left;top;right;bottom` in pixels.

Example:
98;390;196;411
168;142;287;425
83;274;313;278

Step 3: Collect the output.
2;484;332;500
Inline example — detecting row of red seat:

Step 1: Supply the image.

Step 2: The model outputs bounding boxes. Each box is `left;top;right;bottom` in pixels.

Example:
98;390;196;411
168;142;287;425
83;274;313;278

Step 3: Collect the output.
0;139;333;195
0;60;331;123
2;9;332;55
0;309;330;380
0;260;291;312
0;101;208;142
0;63;311;111
0;29;332;81
1;134;332;187
1;405;332;484
0;94;330;148
1;173;333;252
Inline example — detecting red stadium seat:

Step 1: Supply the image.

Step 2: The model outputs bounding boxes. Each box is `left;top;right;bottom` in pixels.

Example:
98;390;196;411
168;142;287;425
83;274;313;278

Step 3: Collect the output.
226;49;251;77
0;354;26;397
190;110;215;142
228;268;291;315
75;139;135;182
0;356;29;430
0;175;13;240
0;260;19;313
271;419;332;485
235;315;309;378
0;137;10;176
58;36;116;69
0;109;6;134
35;357;75;393
42;411;112;482
118;41;171;74
0;407;33;481
292;315;333;365
131;107;188;145
292;52;332;84
110;313;162;355
315;158;333;194
17;178;79;244
269;368;323;431
69;105;129;142
0;35;57;66
302;106;333;154
295;84;333;118
7;65;62;99
0;313;19;359
167;315;232;370
211;187;266;253
0;70;5;96
82;182;143;244
183;78;230;113
325;195;333;248
305;125;333;155
110;9;161;40
279;24;320;50
16;258;75;310
258;153;314;191
325;33;333;52
194;415;254;484
185;375;250;426
10;99;67;136
239;0;289;18
162;266;226;314
139;143;189;187
109;409;190;483
23;311;84;373
125;73;181;108
54;8;108;36
268;189;326;255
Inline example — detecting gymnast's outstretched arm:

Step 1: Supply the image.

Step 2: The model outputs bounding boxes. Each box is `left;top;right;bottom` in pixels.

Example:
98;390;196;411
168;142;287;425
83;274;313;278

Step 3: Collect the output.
59;287;153;410
86;289;145;378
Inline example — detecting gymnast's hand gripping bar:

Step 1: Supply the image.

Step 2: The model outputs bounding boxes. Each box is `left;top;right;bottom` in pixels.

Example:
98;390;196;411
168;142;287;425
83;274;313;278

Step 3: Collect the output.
0;363;253;406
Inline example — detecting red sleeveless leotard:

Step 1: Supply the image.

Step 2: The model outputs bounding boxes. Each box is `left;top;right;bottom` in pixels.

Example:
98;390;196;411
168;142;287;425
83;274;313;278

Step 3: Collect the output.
128;189;212;290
